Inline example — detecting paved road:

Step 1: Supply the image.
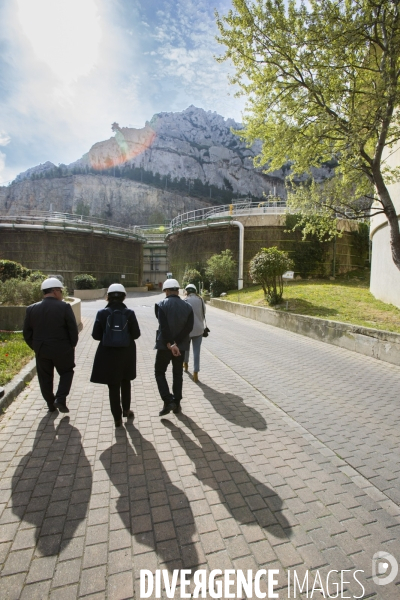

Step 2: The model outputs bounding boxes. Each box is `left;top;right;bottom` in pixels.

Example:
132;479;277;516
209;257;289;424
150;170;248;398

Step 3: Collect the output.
0;292;399;599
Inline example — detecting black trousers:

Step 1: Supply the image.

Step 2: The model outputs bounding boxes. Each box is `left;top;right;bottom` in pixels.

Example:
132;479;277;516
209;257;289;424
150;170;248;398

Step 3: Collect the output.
107;379;131;421
35;349;75;407
155;350;184;404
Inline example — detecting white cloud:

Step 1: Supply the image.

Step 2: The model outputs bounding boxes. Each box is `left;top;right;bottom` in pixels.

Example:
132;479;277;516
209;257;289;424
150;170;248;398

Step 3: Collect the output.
148;0;245;120
0;132;11;146
0;0;245;180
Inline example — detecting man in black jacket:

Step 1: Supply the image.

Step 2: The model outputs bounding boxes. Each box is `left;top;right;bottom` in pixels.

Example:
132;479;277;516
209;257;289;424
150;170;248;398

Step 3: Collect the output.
23;277;79;413
155;278;193;416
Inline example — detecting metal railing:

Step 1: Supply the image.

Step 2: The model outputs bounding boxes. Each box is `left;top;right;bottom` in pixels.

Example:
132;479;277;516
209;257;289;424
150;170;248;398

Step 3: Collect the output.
170;198;287;230
0;210;147;241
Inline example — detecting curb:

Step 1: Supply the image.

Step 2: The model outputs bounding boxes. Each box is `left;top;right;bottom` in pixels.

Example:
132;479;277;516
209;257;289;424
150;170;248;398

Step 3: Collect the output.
0;358;37;414
210;298;400;367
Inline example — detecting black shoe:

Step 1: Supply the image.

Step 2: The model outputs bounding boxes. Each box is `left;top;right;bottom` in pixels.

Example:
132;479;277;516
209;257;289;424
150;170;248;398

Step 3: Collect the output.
173;403;181;414
159;402;177;416
114;419;122;427
47;404;57;412
54;400;69;413
123;410;134;419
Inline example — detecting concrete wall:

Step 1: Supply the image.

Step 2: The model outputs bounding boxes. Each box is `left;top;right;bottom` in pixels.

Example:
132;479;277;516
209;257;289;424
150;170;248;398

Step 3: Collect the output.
370;142;400;308
0;229;143;290
211;298;400;367
0;307;26;331
168;215;363;285
0;297;81;331
73;289;106;301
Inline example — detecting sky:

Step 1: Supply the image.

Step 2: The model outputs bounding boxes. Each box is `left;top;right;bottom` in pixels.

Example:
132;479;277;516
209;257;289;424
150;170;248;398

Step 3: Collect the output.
0;0;245;184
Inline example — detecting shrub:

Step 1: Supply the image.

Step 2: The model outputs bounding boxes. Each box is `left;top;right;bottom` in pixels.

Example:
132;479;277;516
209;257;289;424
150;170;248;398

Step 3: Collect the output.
73;274;98;290
0;279;43;306
205;250;237;296
249;247;294;305
27;271;46;283
182;267;202;290
0;260;31;282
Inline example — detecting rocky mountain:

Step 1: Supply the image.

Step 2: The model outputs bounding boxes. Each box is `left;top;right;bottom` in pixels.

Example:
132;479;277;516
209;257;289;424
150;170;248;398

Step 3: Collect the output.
1;106;335;224
0;175;209;226
76;105;288;198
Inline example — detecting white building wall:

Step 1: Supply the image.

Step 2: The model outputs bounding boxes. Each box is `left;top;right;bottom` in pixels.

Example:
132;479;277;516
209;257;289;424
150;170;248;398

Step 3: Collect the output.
370;142;400;308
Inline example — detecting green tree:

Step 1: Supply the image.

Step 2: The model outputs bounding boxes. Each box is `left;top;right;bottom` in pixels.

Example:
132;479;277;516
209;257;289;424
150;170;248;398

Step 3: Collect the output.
205;249;237;296
181;267;202;290
216;0;400;270
249;247;294;305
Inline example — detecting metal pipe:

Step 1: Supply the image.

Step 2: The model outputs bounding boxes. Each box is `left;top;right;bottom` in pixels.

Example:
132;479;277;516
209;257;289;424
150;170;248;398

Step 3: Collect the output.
175;220;244;290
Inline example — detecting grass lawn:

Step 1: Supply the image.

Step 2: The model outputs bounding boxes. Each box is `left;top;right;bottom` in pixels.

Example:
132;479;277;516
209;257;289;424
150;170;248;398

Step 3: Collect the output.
0;332;34;387
225;269;400;334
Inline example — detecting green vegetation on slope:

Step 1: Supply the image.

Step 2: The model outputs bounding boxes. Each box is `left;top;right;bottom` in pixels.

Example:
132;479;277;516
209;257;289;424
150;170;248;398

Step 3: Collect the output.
225;270;400;334
0;333;34;387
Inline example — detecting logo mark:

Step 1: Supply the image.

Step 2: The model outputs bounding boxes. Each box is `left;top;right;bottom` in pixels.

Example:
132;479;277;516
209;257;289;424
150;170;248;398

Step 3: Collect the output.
372;551;398;586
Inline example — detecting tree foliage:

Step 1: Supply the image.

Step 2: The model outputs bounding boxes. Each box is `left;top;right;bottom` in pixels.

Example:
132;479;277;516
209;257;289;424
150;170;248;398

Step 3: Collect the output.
0;279;43;306
181;267;202;290
0;260;31;282
73;274;98;290
249;247;294;305
216;0;400;270
205;249;237;295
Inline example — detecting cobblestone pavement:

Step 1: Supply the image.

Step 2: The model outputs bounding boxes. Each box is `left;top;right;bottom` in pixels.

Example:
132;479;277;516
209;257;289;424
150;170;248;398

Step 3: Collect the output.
0;292;400;599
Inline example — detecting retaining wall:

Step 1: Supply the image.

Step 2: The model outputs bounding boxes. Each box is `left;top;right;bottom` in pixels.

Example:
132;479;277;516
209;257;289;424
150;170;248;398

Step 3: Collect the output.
73;289;106;301
210;298;400;366
0;297;82;331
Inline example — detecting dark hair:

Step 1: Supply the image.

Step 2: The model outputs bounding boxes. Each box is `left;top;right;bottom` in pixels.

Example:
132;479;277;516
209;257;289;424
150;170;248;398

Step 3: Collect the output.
108;292;126;302
43;287;59;295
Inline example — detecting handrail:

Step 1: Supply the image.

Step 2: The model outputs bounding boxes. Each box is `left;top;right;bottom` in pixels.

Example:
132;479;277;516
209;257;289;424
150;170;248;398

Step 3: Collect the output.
0;210;147;241
0;211;146;242
170;198;287;230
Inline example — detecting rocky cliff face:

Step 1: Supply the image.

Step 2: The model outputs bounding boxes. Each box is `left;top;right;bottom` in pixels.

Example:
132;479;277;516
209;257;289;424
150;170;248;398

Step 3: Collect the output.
0;175;210;225
2;106;335;222
79;106;287;198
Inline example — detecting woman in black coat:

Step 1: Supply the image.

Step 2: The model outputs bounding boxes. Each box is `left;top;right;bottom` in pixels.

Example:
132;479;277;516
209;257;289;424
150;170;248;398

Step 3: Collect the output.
90;284;141;427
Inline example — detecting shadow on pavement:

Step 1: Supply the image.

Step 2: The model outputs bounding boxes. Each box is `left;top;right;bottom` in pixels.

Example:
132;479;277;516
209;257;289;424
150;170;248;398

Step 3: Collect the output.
99;423;200;570
163;415;292;540
12;414;92;556
197;381;267;430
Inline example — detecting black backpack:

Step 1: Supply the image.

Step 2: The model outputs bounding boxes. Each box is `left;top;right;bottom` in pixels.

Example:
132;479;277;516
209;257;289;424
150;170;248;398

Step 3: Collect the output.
102;308;130;347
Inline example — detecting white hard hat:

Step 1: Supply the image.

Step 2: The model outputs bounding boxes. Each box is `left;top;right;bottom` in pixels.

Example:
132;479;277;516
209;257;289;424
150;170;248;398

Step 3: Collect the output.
41;277;64;291
185;283;197;292
107;283;126;294
162;278;180;290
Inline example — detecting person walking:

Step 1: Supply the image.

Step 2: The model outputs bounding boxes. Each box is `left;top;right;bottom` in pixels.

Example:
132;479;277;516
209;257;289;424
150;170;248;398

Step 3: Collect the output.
90;284;140;427
183;284;205;383
23;277;79;413
154;278;193;416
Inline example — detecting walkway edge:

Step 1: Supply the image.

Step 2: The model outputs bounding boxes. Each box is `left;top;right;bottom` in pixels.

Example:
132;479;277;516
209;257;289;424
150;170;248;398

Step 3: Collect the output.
210;298;400;366
0;358;37;414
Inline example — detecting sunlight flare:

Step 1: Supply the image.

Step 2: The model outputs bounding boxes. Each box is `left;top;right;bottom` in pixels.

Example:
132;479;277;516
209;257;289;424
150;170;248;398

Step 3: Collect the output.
17;0;102;84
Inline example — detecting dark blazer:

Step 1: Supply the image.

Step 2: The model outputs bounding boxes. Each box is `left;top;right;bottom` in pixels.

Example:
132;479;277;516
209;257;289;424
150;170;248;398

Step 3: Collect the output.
90;302;141;385
23;297;79;357
155;295;193;352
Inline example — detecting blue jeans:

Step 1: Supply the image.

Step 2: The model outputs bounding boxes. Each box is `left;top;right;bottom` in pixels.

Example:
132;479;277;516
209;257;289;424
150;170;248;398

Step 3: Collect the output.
184;335;203;372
